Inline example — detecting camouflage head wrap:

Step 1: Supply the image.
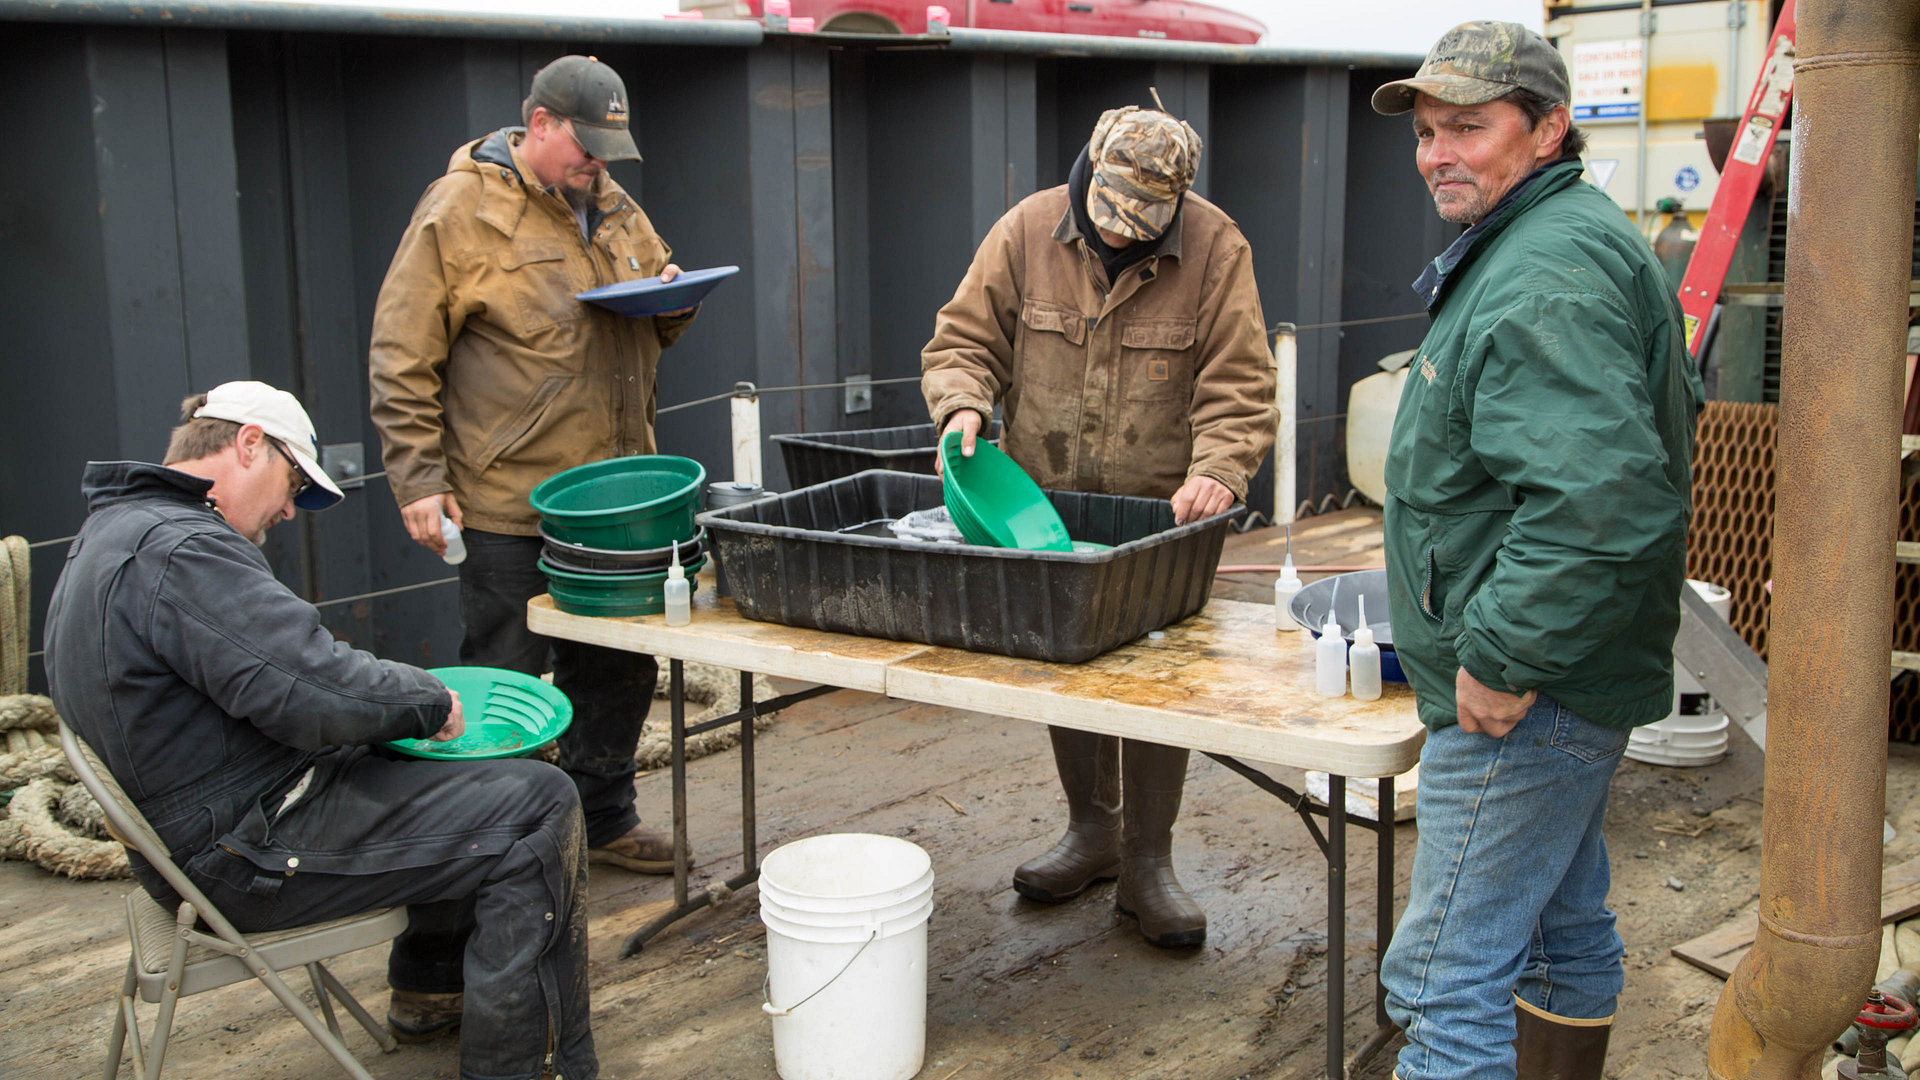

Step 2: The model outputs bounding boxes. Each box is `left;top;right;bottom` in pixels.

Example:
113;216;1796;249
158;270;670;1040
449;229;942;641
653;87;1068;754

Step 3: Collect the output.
1370;21;1571;116
1084;106;1202;243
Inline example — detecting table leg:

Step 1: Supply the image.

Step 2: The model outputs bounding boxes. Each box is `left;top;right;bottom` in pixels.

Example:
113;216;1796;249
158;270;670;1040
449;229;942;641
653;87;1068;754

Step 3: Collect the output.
1377;774;1394;1028
619;678;838;958
1328;772;1346;1080
740;670;756;877
671;659;689;910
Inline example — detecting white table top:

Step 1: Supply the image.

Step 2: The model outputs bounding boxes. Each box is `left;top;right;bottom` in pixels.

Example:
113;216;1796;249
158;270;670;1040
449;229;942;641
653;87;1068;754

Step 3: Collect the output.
528;587;1425;778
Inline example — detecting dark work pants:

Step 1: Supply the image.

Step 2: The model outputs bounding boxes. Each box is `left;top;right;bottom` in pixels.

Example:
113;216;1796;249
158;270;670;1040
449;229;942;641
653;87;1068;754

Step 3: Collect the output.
457;529;659;847
185;752;595;1080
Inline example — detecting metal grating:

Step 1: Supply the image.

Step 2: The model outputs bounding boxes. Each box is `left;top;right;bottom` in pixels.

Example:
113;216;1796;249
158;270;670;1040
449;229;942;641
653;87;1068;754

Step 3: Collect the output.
1893;466;1920;741
1686;399;1920;741
1687;401;1778;660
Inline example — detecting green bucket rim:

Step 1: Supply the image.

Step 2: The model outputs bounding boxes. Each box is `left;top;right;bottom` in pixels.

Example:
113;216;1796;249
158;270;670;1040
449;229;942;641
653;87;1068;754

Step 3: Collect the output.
537;551;707;585
529;455;708;523
385;666;573;761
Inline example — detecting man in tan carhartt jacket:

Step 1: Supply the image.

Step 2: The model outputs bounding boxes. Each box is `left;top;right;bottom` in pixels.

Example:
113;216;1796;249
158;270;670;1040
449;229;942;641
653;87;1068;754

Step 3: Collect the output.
922;106;1276;949
368;57;695;1037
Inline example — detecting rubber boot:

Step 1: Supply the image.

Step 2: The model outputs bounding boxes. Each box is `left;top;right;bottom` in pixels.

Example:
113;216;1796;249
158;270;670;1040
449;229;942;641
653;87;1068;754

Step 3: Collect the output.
1013;727;1122;902
1114;740;1207;947
1512;996;1612;1080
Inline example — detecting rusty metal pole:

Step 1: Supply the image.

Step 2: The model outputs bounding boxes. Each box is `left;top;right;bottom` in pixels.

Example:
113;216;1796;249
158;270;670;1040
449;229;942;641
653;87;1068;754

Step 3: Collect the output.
1707;2;1920;1077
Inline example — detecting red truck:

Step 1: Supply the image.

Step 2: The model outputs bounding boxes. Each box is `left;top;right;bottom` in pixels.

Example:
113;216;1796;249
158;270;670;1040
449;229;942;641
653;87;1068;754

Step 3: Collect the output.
743;0;1266;43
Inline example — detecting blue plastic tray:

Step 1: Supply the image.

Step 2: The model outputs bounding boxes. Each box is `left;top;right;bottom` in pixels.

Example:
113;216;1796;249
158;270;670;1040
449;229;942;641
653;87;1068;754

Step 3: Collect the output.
576;265;739;317
1290;570;1407;683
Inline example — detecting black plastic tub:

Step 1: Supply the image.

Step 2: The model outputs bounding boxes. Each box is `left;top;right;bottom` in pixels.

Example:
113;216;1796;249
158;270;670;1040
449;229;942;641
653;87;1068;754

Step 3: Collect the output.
698;470;1235;663
773;421;1002;488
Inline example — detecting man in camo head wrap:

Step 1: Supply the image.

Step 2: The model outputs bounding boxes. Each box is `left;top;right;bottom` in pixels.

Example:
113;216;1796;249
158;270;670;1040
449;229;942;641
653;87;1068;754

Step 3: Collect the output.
1084;106;1203;243
921;103;1275;950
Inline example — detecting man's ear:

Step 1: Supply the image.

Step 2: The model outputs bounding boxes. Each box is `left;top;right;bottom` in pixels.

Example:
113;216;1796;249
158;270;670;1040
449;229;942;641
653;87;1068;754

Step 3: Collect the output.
234;423;267;464
1538;105;1572;159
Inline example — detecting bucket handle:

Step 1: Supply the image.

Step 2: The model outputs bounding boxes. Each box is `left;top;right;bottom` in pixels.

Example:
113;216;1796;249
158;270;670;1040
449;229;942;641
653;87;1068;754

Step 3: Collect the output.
760;930;878;1017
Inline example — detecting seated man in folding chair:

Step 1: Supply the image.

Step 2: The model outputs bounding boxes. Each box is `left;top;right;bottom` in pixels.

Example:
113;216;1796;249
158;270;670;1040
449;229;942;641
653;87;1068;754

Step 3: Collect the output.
43;381;603;1080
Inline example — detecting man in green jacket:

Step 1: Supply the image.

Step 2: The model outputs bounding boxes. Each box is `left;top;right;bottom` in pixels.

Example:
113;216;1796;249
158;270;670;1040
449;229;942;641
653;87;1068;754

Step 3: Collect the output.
1370;23;1701;1080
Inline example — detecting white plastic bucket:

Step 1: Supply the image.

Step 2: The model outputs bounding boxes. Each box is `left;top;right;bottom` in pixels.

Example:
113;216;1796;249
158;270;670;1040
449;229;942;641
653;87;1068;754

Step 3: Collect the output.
758;833;934;1080
1627;580;1733;767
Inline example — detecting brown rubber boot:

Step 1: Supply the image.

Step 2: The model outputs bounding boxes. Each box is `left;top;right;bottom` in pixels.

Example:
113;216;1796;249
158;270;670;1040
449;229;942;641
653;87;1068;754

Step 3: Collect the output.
1512;995;1612;1079
588;820;686;874
1114;740;1206;948
1012;727;1122;903
387;989;462;1044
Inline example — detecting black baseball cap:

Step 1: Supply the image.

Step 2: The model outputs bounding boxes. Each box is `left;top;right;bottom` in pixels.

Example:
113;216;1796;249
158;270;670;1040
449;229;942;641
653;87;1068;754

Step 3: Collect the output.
528;55;642;163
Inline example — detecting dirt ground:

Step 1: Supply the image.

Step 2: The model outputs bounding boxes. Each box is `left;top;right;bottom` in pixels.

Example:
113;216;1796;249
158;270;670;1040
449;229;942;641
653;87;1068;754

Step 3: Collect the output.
1;509;1909;1079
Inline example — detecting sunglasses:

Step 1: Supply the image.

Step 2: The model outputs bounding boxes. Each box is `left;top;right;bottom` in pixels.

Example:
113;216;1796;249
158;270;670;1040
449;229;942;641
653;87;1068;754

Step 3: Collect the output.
269;439;312;501
559;117;602;164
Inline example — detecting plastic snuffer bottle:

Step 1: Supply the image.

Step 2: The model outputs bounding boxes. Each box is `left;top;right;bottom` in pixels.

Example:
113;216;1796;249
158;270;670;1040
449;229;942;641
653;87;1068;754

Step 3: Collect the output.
438;509;467;566
1315;609;1347;698
1274;553;1303;632
1349;595;1381;701
664;540;691;627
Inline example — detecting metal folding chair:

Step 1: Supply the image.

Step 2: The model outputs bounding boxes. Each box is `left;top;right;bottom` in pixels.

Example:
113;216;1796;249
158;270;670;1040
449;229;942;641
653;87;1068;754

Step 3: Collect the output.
60;722;407;1080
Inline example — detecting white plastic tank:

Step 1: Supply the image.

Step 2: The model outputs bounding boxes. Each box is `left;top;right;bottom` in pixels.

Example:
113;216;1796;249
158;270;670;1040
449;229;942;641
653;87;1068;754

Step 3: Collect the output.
1626;579;1733;767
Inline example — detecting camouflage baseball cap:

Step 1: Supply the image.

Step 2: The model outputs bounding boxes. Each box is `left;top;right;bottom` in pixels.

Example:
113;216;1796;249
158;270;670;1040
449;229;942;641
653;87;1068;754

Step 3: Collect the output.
529;55;642;163
1085;107;1203;243
1370;21;1570;116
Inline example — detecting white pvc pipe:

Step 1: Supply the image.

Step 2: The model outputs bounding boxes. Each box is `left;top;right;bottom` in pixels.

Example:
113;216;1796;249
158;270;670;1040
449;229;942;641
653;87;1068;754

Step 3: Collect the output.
1273;324;1297;527
730;386;763;487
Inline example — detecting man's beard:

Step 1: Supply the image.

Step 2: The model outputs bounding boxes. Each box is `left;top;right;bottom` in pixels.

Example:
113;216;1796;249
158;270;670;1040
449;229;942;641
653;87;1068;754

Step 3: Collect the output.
1429;171;1488;225
561;183;595;212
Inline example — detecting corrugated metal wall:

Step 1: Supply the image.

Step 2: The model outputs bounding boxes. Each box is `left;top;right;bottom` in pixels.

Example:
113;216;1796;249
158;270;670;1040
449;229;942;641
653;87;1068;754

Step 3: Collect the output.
0;8;1449;685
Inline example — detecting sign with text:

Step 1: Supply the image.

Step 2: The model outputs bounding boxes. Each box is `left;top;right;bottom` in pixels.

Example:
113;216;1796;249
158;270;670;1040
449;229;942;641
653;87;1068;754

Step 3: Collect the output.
1572;40;1643;121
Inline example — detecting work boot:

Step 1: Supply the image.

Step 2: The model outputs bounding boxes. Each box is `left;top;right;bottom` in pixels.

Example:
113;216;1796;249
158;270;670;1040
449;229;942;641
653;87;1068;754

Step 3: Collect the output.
387;989;462;1044
1013;727;1122;903
1114;740;1206;948
588;820;686;874
1513;995;1612;1079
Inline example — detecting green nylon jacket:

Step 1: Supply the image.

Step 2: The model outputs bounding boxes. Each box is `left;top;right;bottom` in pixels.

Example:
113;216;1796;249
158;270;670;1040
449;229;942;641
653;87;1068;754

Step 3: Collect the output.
1382;159;1703;732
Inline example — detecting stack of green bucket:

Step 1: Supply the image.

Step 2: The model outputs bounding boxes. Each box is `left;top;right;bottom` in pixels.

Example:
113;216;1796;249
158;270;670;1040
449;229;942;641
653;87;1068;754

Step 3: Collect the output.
531;455;707;616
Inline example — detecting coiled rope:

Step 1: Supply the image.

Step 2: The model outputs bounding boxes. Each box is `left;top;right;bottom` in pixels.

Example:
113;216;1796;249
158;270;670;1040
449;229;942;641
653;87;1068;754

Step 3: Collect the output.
0;536;127;879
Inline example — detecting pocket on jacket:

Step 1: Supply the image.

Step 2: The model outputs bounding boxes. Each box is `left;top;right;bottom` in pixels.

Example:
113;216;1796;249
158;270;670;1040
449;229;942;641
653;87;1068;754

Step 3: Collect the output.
1120;317;1197;403
1020;298;1087;347
472;374;576;474
499;243;582;335
1417;544;1445;623
608;234;669;281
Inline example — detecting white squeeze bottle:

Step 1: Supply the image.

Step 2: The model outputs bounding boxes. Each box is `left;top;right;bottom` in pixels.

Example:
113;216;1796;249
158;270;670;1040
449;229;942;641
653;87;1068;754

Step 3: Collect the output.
1315;609;1347;698
1349;595;1382;701
1274;551;1303;632
664;541;691;626
438;509;467;566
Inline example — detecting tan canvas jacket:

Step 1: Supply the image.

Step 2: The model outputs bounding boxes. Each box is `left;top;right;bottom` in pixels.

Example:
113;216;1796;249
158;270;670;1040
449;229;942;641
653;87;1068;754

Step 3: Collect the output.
369;129;694;535
921;186;1276;501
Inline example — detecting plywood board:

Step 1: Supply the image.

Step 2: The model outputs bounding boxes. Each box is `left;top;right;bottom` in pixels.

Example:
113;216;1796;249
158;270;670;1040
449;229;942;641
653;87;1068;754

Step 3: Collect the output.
1672;855;1920;979
527;589;932;693
883;598;1426;777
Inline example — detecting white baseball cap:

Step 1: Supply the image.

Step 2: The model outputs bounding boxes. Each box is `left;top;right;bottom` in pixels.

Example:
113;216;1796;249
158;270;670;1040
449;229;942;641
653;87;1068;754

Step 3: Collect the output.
193;381;345;511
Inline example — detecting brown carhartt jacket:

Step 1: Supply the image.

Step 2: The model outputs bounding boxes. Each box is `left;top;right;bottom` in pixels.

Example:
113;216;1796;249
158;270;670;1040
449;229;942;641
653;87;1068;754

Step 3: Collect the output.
369;128;694;535
921;186;1275;501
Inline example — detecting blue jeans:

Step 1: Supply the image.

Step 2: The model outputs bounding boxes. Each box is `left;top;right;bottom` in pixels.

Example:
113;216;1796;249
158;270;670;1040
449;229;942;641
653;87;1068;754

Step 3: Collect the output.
1383;694;1630;1080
